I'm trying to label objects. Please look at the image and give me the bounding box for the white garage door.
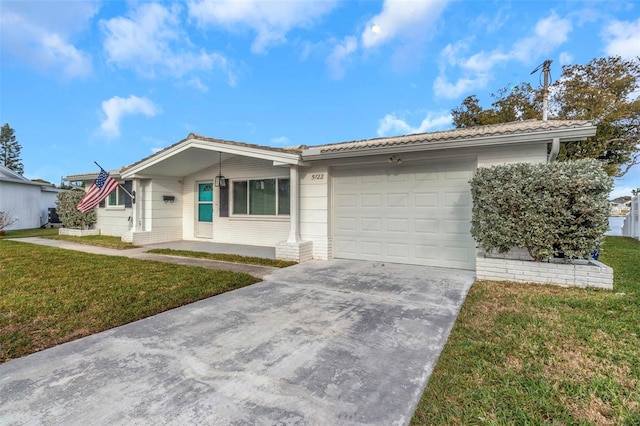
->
[333,159,476,270]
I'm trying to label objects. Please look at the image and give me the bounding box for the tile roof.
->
[311,120,594,153]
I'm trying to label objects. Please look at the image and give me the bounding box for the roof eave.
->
[301,125,597,160]
[121,137,303,179]
[65,170,122,182]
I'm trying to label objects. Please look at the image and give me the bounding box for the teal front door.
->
[196,182,213,238]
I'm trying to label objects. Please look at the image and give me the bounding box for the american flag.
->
[76,170,120,213]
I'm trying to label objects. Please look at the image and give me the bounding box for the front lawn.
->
[0,240,259,363]
[412,236,640,425]
[0,227,59,239]
[147,248,297,268]
[0,228,136,249]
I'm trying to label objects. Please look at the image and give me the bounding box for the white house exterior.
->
[622,194,639,240]
[0,165,63,231]
[66,120,598,271]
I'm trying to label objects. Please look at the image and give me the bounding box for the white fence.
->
[622,194,639,239]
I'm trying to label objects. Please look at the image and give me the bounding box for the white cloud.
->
[327,36,358,80]
[270,136,290,146]
[559,52,573,65]
[0,1,96,78]
[434,12,573,99]
[377,111,452,137]
[509,13,572,64]
[360,0,448,49]
[433,75,489,99]
[603,17,640,59]
[188,0,338,54]
[100,96,161,138]
[101,3,235,83]
[187,77,209,93]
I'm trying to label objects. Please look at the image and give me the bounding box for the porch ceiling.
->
[130,147,228,178]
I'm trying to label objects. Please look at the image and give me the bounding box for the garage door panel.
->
[335,240,357,255]
[361,218,381,232]
[414,192,438,207]
[414,219,438,234]
[362,174,382,183]
[336,194,357,208]
[333,159,475,269]
[387,218,409,232]
[387,173,409,183]
[414,171,438,182]
[414,244,439,261]
[387,243,409,257]
[336,217,357,232]
[361,241,382,256]
[386,193,408,207]
[443,219,471,235]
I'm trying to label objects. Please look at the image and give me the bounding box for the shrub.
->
[470,159,613,261]
[0,211,17,232]
[56,190,96,229]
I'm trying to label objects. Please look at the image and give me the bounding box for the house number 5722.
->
[311,174,325,180]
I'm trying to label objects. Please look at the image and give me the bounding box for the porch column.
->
[130,179,138,232]
[275,164,313,262]
[287,165,301,243]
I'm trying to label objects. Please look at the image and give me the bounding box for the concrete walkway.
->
[7,237,277,278]
[0,244,474,425]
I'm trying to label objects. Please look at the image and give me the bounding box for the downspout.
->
[548,137,560,163]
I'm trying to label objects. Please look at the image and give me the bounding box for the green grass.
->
[0,227,59,239]
[0,228,137,249]
[46,234,138,249]
[0,240,259,362]
[412,236,640,425]
[147,248,297,268]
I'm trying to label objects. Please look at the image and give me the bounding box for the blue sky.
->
[1,0,638,198]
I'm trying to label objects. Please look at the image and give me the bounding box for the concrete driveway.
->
[0,260,473,425]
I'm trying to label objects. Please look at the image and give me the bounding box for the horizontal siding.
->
[300,165,330,260]
[477,143,547,167]
[0,181,44,230]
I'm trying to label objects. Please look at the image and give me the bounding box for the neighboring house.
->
[610,198,632,216]
[0,164,64,230]
[66,120,597,270]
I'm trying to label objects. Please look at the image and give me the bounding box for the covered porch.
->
[119,133,312,262]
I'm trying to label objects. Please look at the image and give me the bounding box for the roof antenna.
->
[531,59,552,121]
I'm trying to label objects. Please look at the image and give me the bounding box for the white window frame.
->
[106,186,127,209]
[231,177,290,217]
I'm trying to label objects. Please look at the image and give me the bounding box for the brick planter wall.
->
[59,228,100,237]
[476,255,613,289]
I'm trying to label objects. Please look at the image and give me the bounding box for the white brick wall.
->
[300,164,330,260]
[97,206,132,236]
[275,240,313,262]
[476,256,613,289]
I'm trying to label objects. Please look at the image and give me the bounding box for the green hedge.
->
[470,159,612,261]
[56,190,97,229]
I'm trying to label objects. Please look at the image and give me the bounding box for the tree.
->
[0,123,24,175]
[451,57,640,176]
[452,83,541,128]
[0,211,18,234]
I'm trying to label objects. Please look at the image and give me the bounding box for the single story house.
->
[0,164,64,231]
[66,120,596,270]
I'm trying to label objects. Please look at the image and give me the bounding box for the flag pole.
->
[93,161,135,201]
